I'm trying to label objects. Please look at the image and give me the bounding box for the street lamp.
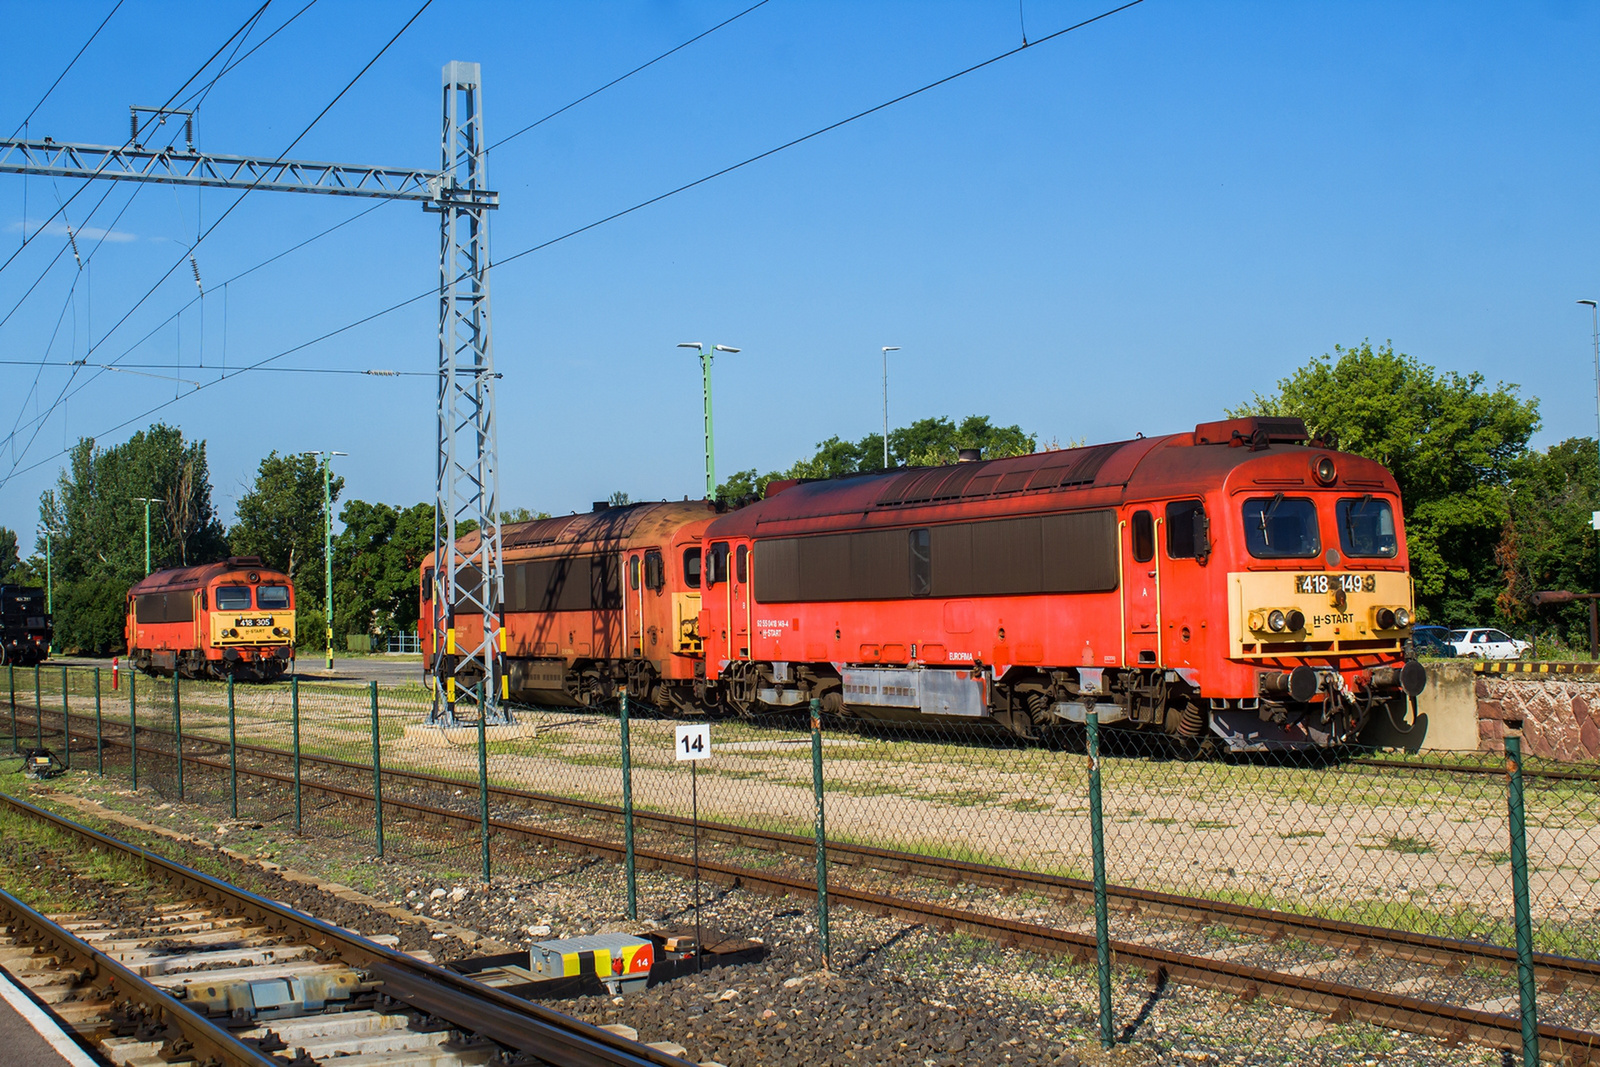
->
[677,342,740,500]
[131,497,159,575]
[1581,301,1600,594]
[880,346,901,469]
[302,451,347,672]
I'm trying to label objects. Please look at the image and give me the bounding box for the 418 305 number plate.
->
[1296,573,1374,594]
[234,616,273,628]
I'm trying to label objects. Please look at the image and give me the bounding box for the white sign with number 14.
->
[675,723,711,761]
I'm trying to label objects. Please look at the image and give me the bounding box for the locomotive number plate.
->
[1295,573,1374,595]
[235,616,273,628]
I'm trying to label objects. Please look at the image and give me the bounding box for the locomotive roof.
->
[450,499,719,556]
[128,557,288,596]
[706,417,1401,537]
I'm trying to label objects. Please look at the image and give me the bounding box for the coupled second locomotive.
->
[424,416,1426,750]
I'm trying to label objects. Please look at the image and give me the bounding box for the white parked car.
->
[1448,627,1530,659]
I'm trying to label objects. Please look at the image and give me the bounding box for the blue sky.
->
[1,1,1597,549]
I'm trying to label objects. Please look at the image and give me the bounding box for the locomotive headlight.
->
[1248,611,1265,632]
[1394,607,1411,628]
[1285,609,1306,632]
[1313,456,1337,485]
[1267,609,1287,632]
[1374,607,1396,630]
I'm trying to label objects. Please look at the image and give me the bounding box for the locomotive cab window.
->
[199,590,208,611]
[1165,500,1210,561]
[629,556,640,591]
[258,585,291,610]
[644,550,665,592]
[1131,510,1154,563]
[1336,496,1397,558]
[736,545,748,583]
[1242,495,1321,559]
[705,543,729,587]
[216,586,251,611]
[683,547,702,589]
[421,568,433,600]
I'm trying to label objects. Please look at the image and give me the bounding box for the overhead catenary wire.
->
[6,0,125,141]
[0,0,769,449]
[0,0,273,280]
[3,0,1146,484]
[0,0,433,487]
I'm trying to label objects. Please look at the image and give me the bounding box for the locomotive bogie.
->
[127,558,296,681]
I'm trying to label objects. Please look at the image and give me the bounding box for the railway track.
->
[38,709,1600,991]
[0,793,696,1067]
[15,708,1600,1061]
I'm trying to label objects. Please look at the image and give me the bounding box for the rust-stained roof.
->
[706,419,1400,538]
[128,557,290,596]
[449,500,720,557]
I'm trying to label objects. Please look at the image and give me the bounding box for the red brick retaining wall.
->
[1476,673,1600,760]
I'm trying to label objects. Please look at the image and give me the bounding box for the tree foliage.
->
[718,415,1037,502]
[230,452,343,594]
[1496,438,1600,646]
[333,501,436,639]
[39,424,227,652]
[1232,341,1540,624]
[0,527,18,584]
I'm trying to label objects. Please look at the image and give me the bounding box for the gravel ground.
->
[2,763,1538,1067]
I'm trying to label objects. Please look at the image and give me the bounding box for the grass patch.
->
[1278,829,1325,839]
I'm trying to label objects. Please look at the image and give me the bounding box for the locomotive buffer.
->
[0,62,510,725]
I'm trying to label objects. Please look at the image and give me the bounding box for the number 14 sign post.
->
[676,723,711,971]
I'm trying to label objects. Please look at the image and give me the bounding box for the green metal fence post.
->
[369,680,384,858]
[34,664,41,749]
[59,666,69,769]
[292,676,302,834]
[478,705,491,884]
[810,697,830,971]
[93,668,103,776]
[1087,706,1114,1049]
[8,664,15,754]
[1506,732,1539,1065]
[227,675,238,819]
[129,672,138,791]
[620,692,636,920]
[173,672,183,799]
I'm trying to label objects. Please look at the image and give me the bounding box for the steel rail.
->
[11,781,1593,1062]
[0,886,281,1067]
[0,793,694,1067]
[1353,756,1600,785]
[42,710,1600,996]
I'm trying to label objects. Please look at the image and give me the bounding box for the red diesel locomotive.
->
[127,557,297,680]
[426,417,1424,749]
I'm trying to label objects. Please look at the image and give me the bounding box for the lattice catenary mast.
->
[0,61,507,725]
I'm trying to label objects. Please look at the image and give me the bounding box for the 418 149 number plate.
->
[1296,573,1374,594]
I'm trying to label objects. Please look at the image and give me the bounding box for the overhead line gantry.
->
[0,60,507,726]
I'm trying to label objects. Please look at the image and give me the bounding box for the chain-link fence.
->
[4,663,1593,1049]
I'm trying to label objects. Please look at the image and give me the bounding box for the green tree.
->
[1496,438,1600,646]
[230,452,343,596]
[1232,341,1540,623]
[0,527,18,583]
[38,424,227,652]
[716,414,1037,502]
[332,500,438,639]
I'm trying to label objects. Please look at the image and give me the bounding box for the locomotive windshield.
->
[1242,495,1321,558]
[215,586,252,611]
[1336,496,1397,558]
[257,585,291,609]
